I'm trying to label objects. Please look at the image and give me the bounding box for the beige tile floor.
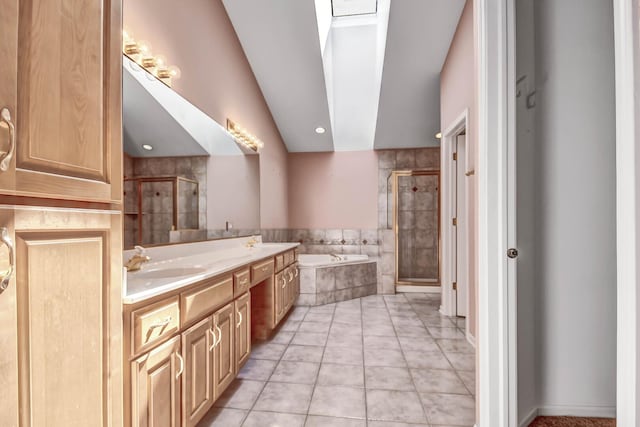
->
[198,293,476,427]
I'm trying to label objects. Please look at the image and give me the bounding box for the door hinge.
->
[452,218,457,226]
[453,152,457,161]
[452,282,457,290]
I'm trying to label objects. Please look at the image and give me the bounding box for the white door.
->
[455,134,468,317]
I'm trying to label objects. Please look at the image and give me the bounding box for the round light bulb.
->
[142,144,153,151]
[155,54,167,68]
[137,40,152,55]
[315,127,326,134]
[168,65,181,79]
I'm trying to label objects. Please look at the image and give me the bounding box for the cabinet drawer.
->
[131,296,180,355]
[275,254,284,272]
[283,250,295,267]
[234,268,251,297]
[181,276,233,327]
[251,259,274,285]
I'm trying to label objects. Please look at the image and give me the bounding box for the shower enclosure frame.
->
[392,169,441,286]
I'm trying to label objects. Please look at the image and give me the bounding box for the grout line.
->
[237,305,308,425]
[360,296,369,427]
[383,293,431,425]
[303,302,337,426]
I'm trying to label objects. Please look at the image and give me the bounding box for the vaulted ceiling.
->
[222,0,465,153]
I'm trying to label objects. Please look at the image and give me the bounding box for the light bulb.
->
[168,65,181,79]
[137,40,152,56]
[155,54,167,68]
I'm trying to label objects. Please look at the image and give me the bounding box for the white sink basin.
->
[134,267,208,279]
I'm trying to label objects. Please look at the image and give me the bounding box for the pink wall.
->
[124,0,289,228]
[207,155,260,230]
[287,151,378,229]
[440,0,478,339]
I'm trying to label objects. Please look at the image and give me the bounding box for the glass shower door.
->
[394,171,440,285]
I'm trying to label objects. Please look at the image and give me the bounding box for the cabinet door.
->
[182,317,215,427]
[0,0,122,203]
[274,271,285,324]
[0,207,122,427]
[235,292,251,372]
[132,336,182,427]
[213,302,235,398]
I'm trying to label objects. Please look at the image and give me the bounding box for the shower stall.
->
[390,170,441,286]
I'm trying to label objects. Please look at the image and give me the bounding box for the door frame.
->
[476,0,518,426]
[440,109,470,334]
[613,0,640,424]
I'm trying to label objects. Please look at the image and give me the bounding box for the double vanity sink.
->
[123,239,297,303]
[122,237,300,427]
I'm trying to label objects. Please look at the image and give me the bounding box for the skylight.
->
[331,0,377,17]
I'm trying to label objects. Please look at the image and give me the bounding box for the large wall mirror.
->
[122,55,261,249]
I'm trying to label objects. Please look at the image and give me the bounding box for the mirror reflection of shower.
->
[392,170,440,286]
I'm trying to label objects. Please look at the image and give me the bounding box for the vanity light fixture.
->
[435,132,442,139]
[122,29,181,88]
[142,144,153,151]
[227,119,264,152]
[315,127,326,134]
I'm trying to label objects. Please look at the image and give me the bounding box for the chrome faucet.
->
[329,253,342,261]
[245,236,259,248]
[125,245,151,272]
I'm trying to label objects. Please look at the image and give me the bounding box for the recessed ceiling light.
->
[435,132,442,139]
[315,127,326,134]
[142,144,153,151]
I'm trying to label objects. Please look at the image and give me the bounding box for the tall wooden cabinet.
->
[0,0,123,426]
[0,0,122,203]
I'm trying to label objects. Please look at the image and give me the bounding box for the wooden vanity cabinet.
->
[235,292,251,371]
[274,270,286,324]
[132,336,182,427]
[125,251,299,427]
[181,317,214,427]
[213,302,235,398]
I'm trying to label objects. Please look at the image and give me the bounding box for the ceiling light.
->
[227,119,264,152]
[315,127,326,134]
[142,144,153,151]
[435,132,442,139]
[122,31,181,88]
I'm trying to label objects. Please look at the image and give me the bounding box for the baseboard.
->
[537,404,616,419]
[519,407,539,427]
[466,330,476,348]
[396,285,441,293]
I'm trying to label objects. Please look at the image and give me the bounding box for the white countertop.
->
[123,236,299,304]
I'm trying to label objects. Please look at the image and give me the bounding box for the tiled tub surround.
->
[197,292,475,427]
[296,255,377,306]
[290,228,380,258]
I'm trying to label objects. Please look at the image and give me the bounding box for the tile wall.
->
[123,155,208,248]
[298,261,378,306]
[377,148,440,293]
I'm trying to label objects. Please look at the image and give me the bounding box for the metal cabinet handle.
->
[209,328,216,351]
[148,316,172,331]
[175,352,184,379]
[288,271,294,281]
[237,311,242,328]
[0,108,15,172]
[215,324,222,347]
[240,277,249,286]
[294,268,298,278]
[0,227,14,295]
